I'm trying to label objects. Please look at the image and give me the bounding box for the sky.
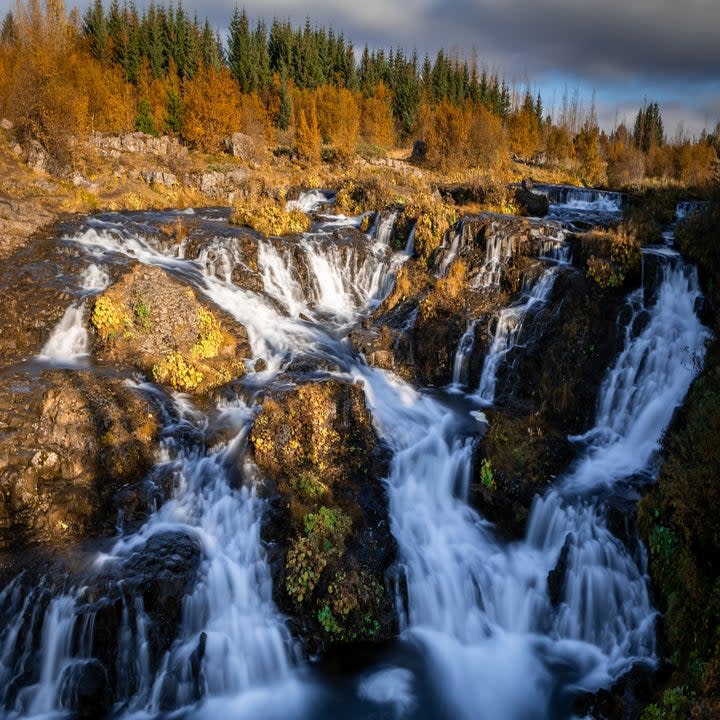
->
[2,0,718,137]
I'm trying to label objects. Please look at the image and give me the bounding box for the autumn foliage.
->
[0,0,716,188]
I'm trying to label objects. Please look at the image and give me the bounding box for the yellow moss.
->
[230,195,310,236]
[191,308,223,360]
[152,352,204,392]
[91,296,130,339]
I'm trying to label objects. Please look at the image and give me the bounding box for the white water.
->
[476,269,558,403]
[0,201,710,719]
[285,189,335,214]
[449,320,479,389]
[37,264,110,363]
[374,209,398,246]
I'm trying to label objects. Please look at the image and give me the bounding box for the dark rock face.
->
[250,378,396,654]
[410,140,427,162]
[0,370,159,550]
[513,179,550,217]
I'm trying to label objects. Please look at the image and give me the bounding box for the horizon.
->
[1,0,718,138]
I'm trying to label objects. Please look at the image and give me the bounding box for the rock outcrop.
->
[0,370,159,550]
[250,378,395,654]
[90,264,251,393]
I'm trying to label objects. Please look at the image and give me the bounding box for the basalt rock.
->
[250,378,395,655]
[0,370,159,550]
[90,263,250,394]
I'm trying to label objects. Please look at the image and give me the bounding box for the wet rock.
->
[474,410,573,537]
[410,140,427,162]
[250,378,395,654]
[547,533,573,608]
[0,370,159,550]
[437,183,486,206]
[90,263,250,393]
[81,531,203,686]
[514,179,550,217]
[59,659,112,719]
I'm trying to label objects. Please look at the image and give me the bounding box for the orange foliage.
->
[360,83,395,150]
[181,67,240,151]
[237,91,272,144]
[507,106,540,160]
[315,85,359,159]
[294,101,321,162]
[426,99,469,170]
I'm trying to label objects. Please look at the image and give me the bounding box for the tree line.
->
[0,0,717,186]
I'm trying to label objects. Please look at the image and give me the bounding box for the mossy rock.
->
[90,264,250,393]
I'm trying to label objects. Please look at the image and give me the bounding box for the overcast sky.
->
[3,0,718,136]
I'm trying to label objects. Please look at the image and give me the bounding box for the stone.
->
[90,263,250,393]
[513,182,550,217]
[0,118,13,131]
[141,168,177,187]
[224,132,256,160]
[0,369,160,550]
[26,140,48,173]
[410,140,427,161]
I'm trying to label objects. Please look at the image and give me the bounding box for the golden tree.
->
[181,67,241,151]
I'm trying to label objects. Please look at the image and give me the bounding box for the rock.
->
[188,167,251,199]
[513,182,550,217]
[90,263,250,393]
[26,140,48,173]
[547,533,573,608]
[224,132,256,160]
[59,659,112,719]
[89,132,188,159]
[0,370,159,549]
[0,118,13,131]
[410,140,427,162]
[250,378,395,654]
[141,169,177,187]
[437,183,486,206]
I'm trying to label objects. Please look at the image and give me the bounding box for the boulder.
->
[513,182,550,217]
[224,132,256,161]
[410,140,427,162]
[0,370,159,549]
[141,169,177,187]
[90,263,250,393]
[250,378,395,654]
[0,118,13,131]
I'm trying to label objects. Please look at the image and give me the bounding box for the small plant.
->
[130,294,151,330]
[480,458,496,490]
[290,472,328,502]
[317,605,342,634]
[91,296,129,339]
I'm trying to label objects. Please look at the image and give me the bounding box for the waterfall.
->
[675,200,708,221]
[37,263,110,363]
[449,320,479,389]
[374,209,398,246]
[565,255,709,493]
[533,184,625,212]
[355,233,707,719]
[0,198,710,719]
[285,189,335,214]
[475,269,558,403]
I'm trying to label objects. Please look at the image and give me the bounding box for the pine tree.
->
[135,96,157,135]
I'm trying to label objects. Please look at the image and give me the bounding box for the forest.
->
[0,0,718,187]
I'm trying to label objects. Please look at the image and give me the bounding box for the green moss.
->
[290,472,328,502]
[480,458,496,490]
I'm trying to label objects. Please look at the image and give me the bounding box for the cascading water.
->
[475,268,558,403]
[37,263,110,363]
[0,194,710,720]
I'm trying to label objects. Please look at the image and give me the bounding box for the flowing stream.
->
[0,194,710,719]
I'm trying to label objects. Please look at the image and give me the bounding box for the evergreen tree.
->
[83,0,110,63]
[228,7,253,92]
[135,96,158,135]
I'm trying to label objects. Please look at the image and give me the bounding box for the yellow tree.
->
[294,100,321,162]
[360,82,395,151]
[426,98,469,170]
[181,67,241,151]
